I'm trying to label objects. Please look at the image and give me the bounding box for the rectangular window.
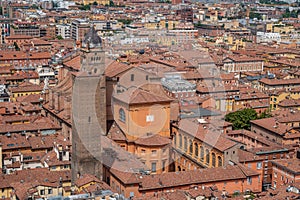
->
[48,189,52,194]
[151,150,157,156]
[146,115,154,122]
[162,160,166,172]
[247,177,252,185]
[257,162,262,169]
[40,190,45,195]
[151,162,156,172]
[130,74,134,81]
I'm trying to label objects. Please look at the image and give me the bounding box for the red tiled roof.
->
[271,159,300,174]
[16,94,41,104]
[0,51,51,61]
[139,165,259,191]
[250,117,292,136]
[223,56,263,63]
[114,87,172,105]
[178,119,237,152]
[75,174,102,188]
[107,121,127,141]
[105,61,133,78]
[9,82,43,93]
[63,55,81,71]
[259,78,300,86]
[135,134,171,147]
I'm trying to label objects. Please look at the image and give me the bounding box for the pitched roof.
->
[107,121,127,141]
[114,87,172,105]
[75,174,102,188]
[134,134,171,147]
[259,78,300,86]
[250,117,292,136]
[0,51,51,61]
[178,119,237,152]
[9,82,43,93]
[63,55,81,71]
[139,165,259,191]
[105,61,133,78]
[271,159,300,175]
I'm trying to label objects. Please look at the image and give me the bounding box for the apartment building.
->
[271,158,300,189]
[71,19,90,42]
[172,119,240,171]
[222,56,264,73]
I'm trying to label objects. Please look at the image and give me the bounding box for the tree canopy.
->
[79,4,90,10]
[225,108,271,130]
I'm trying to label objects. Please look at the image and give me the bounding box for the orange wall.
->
[113,99,171,141]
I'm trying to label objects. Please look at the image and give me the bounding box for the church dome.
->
[82,26,102,49]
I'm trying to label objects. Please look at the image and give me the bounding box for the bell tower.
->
[80,26,105,76]
[72,25,106,183]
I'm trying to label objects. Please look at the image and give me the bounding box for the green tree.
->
[225,108,258,130]
[109,0,115,6]
[249,12,262,20]
[258,110,272,119]
[56,35,63,40]
[79,4,90,10]
[93,1,98,5]
[31,4,39,9]
[117,19,133,25]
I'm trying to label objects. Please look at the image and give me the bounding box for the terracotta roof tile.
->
[271,158,300,174]
[0,51,51,61]
[75,174,102,188]
[63,55,81,71]
[135,133,171,147]
[139,165,259,191]
[178,119,237,152]
[114,87,172,105]
[105,61,133,78]
[251,117,292,136]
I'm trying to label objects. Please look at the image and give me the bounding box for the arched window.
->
[218,156,223,167]
[184,137,187,151]
[195,143,198,157]
[179,134,182,148]
[189,139,193,154]
[119,108,125,122]
[212,153,216,167]
[205,149,210,165]
[200,146,204,161]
